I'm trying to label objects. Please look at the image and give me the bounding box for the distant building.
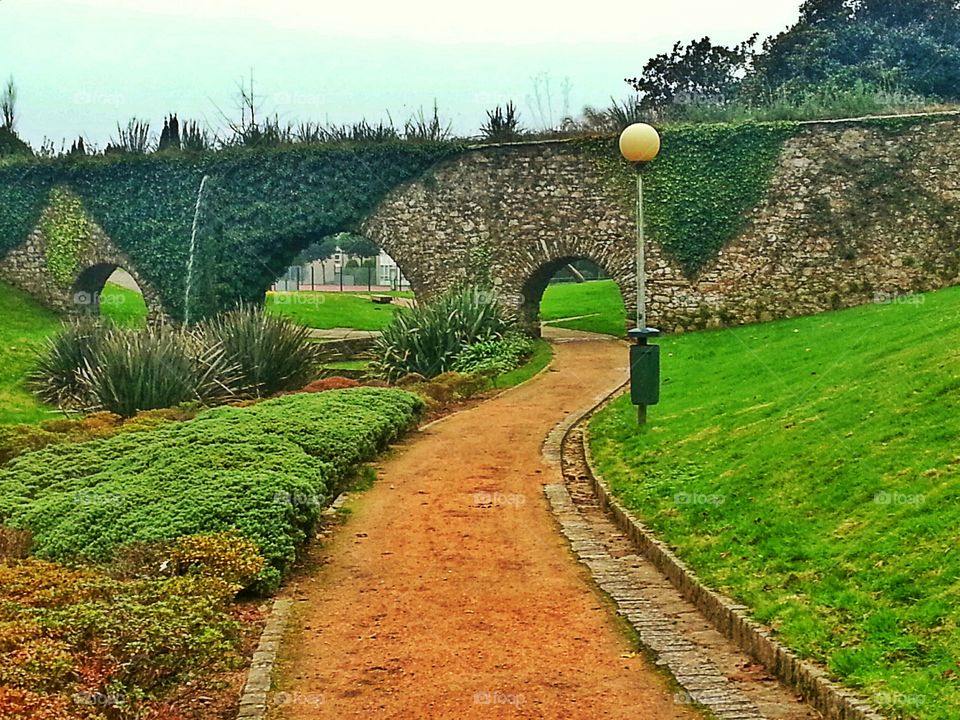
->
[273,247,408,291]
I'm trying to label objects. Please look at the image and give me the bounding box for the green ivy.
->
[0,142,459,321]
[38,187,93,286]
[0,113,946,311]
[576,122,800,277]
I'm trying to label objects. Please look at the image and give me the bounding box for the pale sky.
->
[1,0,805,147]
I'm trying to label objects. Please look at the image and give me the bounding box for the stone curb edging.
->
[568,386,885,720]
[236,598,293,719]
[544,480,766,720]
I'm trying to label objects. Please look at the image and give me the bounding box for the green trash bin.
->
[630,343,660,407]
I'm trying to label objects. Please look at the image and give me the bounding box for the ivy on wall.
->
[0,143,458,320]
[0,162,56,261]
[38,187,93,286]
[577,121,800,277]
[0,114,949,317]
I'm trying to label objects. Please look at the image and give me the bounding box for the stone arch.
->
[511,255,632,337]
[69,261,165,324]
[362,143,642,326]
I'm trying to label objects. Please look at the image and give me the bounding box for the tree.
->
[158,114,181,151]
[1,75,16,131]
[293,236,343,284]
[747,0,960,101]
[336,234,380,259]
[625,36,758,115]
[0,75,31,158]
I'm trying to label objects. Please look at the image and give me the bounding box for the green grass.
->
[100,283,148,328]
[487,339,553,390]
[323,360,370,372]
[0,281,61,425]
[266,291,403,330]
[541,280,627,337]
[589,285,960,719]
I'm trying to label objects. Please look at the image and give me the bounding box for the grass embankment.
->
[589,285,960,719]
[104,281,628,338]
[541,279,627,337]
[0,282,61,425]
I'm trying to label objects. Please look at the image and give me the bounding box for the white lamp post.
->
[619,122,662,424]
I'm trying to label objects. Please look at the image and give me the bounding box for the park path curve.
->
[276,329,699,719]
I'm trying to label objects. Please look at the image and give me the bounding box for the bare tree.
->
[1,76,17,131]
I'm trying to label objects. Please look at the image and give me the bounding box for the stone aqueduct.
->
[3,116,960,333]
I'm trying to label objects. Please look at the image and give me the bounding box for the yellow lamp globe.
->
[619,123,661,164]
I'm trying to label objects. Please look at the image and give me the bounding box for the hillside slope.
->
[0,281,60,424]
[591,285,960,719]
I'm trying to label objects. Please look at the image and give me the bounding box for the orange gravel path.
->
[278,330,699,720]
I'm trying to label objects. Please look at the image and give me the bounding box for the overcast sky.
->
[1,0,804,148]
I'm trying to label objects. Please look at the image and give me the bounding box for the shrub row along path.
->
[278,330,699,719]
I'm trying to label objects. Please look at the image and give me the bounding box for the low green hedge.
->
[0,388,423,591]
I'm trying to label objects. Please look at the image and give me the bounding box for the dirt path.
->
[277,330,699,719]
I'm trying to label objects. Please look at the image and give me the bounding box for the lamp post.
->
[619,123,662,425]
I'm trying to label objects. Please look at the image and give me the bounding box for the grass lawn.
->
[488,339,553,390]
[0,281,62,425]
[100,282,148,327]
[589,285,960,719]
[266,291,403,330]
[541,280,627,337]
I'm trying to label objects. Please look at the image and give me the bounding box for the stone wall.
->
[4,116,960,333]
[364,118,960,334]
[0,199,166,324]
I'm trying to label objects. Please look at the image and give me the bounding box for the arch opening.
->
[271,233,412,294]
[71,264,149,327]
[520,256,629,338]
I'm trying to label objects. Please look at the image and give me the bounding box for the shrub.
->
[31,307,320,418]
[79,326,237,417]
[29,318,110,409]
[0,426,59,467]
[111,531,266,591]
[0,526,31,559]
[0,558,246,716]
[169,532,265,589]
[201,305,320,397]
[0,407,204,469]
[415,372,490,404]
[371,288,510,381]
[0,389,423,592]
[452,332,535,375]
[303,376,361,393]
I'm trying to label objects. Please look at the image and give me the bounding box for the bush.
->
[111,531,266,590]
[29,318,110,409]
[79,326,237,417]
[0,558,246,717]
[303,376,361,393]
[452,332,535,375]
[201,305,320,398]
[0,407,203,468]
[371,288,510,381]
[0,389,423,592]
[31,307,320,417]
